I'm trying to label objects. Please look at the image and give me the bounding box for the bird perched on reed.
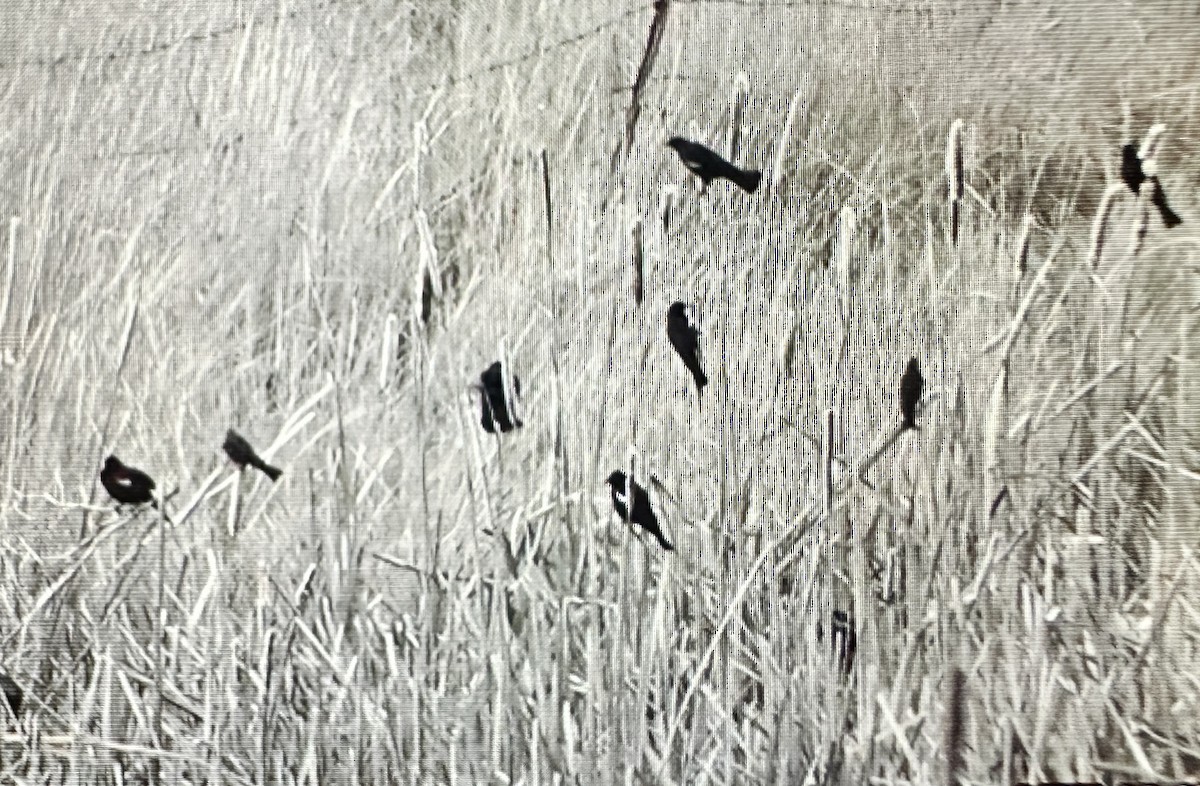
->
[605,470,673,551]
[1120,143,1182,228]
[900,358,924,430]
[100,455,159,508]
[223,429,283,481]
[477,361,522,433]
[666,137,761,194]
[666,302,708,396]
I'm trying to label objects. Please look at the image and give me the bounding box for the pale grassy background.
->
[0,0,1198,783]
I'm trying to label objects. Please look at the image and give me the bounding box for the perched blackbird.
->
[1149,176,1182,228]
[223,429,282,481]
[816,610,857,675]
[100,455,158,507]
[1121,144,1182,228]
[0,673,21,717]
[666,137,761,194]
[1120,143,1146,194]
[899,357,924,430]
[605,470,673,551]
[666,302,708,395]
[478,361,522,434]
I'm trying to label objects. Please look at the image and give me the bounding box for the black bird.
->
[605,470,673,551]
[100,455,158,507]
[1120,143,1146,194]
[223,430,283,481]
[666,302,708,395]
[1121,144,1182,228]
[0,673,21,718]
[666,137,761,194]
[1149,176,1182,228]
[899,357,924,430]
[478,361,522,434]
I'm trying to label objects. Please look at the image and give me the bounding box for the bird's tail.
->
[1162,206,1182,228]
[734,168,762,194]
[1151,178,1182,228]
[1158,200,1182,228]
[655,531,675,551]
[254,460,283,482]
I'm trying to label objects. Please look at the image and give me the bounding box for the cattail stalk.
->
[946,119,964,246]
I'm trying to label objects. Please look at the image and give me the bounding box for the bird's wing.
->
[611,488,630,519]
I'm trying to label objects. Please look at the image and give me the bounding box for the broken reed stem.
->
[1014,215,1032,279]
[0,219,16,344]
[728,72,750,162]
[1138,122,1166,160]
[152,498,168,786]
[615,0,669,169]
[541,148,569,491]
[772,88,805,189]
[1127,192,1150,259]
[1087,183,1123,268]
[658,185,677,233]
[982,364,1005,526]
[380,311,397,390]
[227,472,241,538]
[946,119,964,246]
[837,205,855,316]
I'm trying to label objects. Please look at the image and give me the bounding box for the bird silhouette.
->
[666,302,708,395]
[478,361,522,433]
[605,470,673,551]
[666,137,761,194]
[100,455,158,507]
[1120,143,1146,194]
[223,429,283,481]
[899,358,924,430]
[1120,144,1182,228]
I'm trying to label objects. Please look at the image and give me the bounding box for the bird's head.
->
[908,357,920,373]
[605,470,626,488]
[103,455,121,471]
[479,361,502,387]
[667,302,687,318]
[666,136,685,150]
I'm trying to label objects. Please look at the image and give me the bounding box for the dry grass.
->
[1,0,1198,783]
